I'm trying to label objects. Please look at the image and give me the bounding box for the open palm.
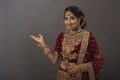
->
[31,34,45,46]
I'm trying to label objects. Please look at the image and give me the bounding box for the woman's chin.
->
[66,27,76,31]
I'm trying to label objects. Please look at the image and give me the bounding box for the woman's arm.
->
[31,33,63,64]
[41,44,60,64]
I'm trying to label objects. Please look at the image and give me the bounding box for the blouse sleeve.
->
[54,32,64,55]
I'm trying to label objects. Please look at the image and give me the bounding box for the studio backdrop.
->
[0,0,120,80]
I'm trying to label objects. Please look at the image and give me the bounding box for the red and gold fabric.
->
[54,30,104,80]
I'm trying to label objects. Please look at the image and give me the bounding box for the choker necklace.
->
[67,30,78,36]
[66,29,83,36]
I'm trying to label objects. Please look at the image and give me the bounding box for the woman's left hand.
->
[67,64,80,73]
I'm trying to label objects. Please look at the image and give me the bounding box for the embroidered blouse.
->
[54,31,104,80]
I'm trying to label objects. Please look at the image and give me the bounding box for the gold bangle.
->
[41,44,48,49]
[43,46,50,55]
[46,52,51,56]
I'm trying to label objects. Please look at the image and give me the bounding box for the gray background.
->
[0,0,120,80]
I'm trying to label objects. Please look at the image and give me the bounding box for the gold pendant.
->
[65,59,70,67]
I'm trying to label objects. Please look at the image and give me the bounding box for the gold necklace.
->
[61,30,84,67]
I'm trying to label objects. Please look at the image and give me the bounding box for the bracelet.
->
[42,45,48,49]
[42,45,50,56]
[46,52,51,56]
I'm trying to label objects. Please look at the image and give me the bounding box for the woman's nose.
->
[67,20,71,25]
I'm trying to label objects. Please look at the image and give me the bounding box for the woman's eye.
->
[64,17,68,20]
[70,17,75,20]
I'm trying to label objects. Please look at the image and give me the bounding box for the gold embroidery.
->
[56,69,82,80]
[76,31,95,80]
[88,63,95,80]
[77,31,90,64]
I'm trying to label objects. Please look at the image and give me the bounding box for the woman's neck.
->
[67,30,78,36]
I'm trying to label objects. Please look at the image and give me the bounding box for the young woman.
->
[31,6,104,80]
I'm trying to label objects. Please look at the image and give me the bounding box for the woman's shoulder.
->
[82,29,93,35]
[81,30,96,38]
[81,29,90,33]
[58,32,64,36]
[84,30,97,40]
[56,32,65,39]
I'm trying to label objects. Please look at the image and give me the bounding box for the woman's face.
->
[64,11,80,31]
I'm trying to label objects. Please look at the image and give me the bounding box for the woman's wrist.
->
[78,63,90,72]
[41,44,47,49]
[42,44,51,56]
[37,41,51,56]
[40,42,46,47]
[77,64,81,71]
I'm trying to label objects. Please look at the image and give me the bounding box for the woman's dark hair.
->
[64,6,86,29]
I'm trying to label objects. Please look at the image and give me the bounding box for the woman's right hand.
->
[31,34,45,47]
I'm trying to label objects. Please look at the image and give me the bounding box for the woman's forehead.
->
[65,11,74,17]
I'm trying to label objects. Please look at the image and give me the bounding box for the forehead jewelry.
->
[65,11,72,16]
